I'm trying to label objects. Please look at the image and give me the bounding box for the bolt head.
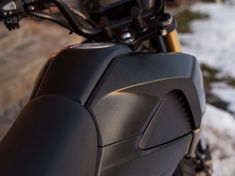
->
[120,32,134,43]
[161,29,168,36]
[28,5,35,11]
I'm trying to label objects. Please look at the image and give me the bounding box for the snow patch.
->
[201,104,235,176]
[211,83,235,114]
[180,3,235,78]
[202,104,235,139]
[179,2,235,175]
[225,0,235,5]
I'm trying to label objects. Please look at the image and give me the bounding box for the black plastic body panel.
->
[87,53,205,146]
[139,92,193,149]
[97,134,192,176]
[0,95,97,176]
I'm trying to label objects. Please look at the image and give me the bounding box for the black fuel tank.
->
[31,44,131,104]
[0,43,205,176]
[33,46,205,176]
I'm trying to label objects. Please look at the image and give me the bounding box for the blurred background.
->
[0,0,235,175]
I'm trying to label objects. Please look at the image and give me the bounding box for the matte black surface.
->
[97,134,192,176]
[34,45,131,104]
[140,92,192,149]
[0,95,98,176]
[30,56,54,99]
[87,53,205,146]
[192,62,206,113]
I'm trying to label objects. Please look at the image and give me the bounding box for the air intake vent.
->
[174,91,194,129]
[140,90,194,149]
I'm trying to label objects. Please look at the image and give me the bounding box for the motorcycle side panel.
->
[139,91,193,149]
[84,52,205,176]
[87,53,205,146]
[98,134,192,176]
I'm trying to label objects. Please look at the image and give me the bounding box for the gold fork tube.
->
[163,30,182,52]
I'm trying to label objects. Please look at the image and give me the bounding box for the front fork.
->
[163,29,182,52]
[156,13,182,53]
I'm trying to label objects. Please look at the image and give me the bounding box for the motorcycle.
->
[0,0,212,175]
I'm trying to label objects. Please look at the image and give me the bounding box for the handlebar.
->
[0,0,102,36]
[0,0,166,40]
[43,0,101,36]
[0,0,24,30]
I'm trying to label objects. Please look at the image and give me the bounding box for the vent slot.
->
[140,91,194,149]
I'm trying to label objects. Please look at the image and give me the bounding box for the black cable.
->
[27,12,73,31]
[23,0,102,36]
[70,7,97,27]
[48,0,101,36]
[74,0,99,28]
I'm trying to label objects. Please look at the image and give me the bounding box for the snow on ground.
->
[179,2,235,176]
[180,3,235,78]
[225,0,235,5]
[212,83,235,114]
[202,104,235,176]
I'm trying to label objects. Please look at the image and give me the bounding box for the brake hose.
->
[28,11,73,31]
[23,0,102,36]
[46,0,102,36]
